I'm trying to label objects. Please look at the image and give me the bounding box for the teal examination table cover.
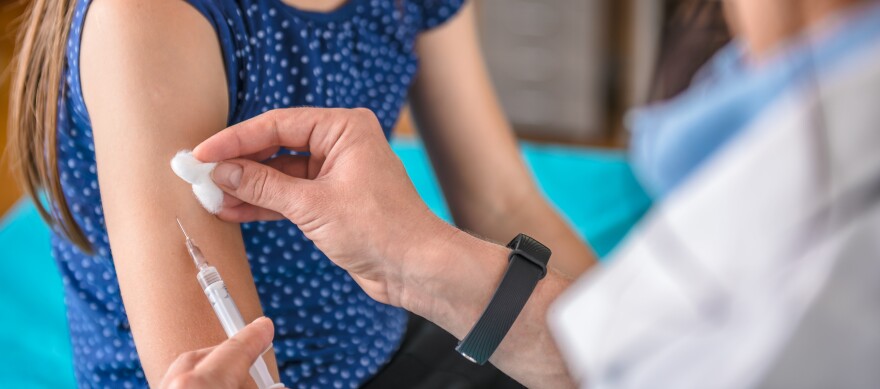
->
[0,140,651,388]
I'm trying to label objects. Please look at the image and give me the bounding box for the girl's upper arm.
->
[80,0,277,384]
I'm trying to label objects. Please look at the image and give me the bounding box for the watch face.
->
[509,234,551,277]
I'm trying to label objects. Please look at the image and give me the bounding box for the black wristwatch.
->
[455,234,551,364]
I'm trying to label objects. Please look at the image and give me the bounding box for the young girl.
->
[9,0,592,387]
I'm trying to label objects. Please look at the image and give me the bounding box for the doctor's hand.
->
[160,317,279,389]
[194,108,575,389]
[192,108,455,306]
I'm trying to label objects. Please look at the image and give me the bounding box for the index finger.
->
[197,317,275,380]
[193,108,329,162]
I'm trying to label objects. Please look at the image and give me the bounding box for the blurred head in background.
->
[633,0,878,197]
[652,0,870,101]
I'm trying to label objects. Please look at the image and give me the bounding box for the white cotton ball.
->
[191,183,224,214]
[170,150,223,214]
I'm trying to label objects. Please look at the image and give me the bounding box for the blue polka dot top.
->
[54,0,464,387]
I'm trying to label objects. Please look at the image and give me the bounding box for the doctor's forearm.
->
[398,225,577,389]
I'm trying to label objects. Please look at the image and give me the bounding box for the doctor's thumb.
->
[212,159,311,216]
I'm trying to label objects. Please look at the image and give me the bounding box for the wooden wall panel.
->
[1,2,24,217]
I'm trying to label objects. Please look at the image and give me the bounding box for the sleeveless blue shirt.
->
[54,0,464,387]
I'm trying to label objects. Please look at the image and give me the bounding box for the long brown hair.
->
[7,0,89,251]
[650,0,731,101]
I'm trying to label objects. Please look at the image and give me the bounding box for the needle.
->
[176,217,208,269]
[176,217,191,240]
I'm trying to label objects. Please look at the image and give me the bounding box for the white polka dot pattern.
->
[53,0,465,387]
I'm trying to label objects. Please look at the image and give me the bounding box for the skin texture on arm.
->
[409,3,595,277]
[80,0,278,385]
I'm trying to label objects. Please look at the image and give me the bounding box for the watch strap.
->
[455,234,551,364]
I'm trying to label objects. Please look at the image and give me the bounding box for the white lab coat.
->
[549,42,880,389]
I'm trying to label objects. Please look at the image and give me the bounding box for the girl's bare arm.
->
[80,0,278,384]
[409,3,596,277]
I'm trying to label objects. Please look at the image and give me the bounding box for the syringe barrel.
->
[199,267,280,389]
[203,279,248,338]
[196,266,222,291]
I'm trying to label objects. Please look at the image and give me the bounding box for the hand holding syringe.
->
[176,218,283,389]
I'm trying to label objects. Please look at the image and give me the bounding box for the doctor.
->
[161,0,880,387]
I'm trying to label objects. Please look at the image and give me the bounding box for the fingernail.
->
[253,316,274,331]
[213,162,242,189]
[252,317,275,350]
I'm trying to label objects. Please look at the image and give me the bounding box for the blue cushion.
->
[0,140,650,387]
[0,200,77,388]
[395,140,652,257]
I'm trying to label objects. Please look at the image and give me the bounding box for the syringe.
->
[176,219,283,389]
